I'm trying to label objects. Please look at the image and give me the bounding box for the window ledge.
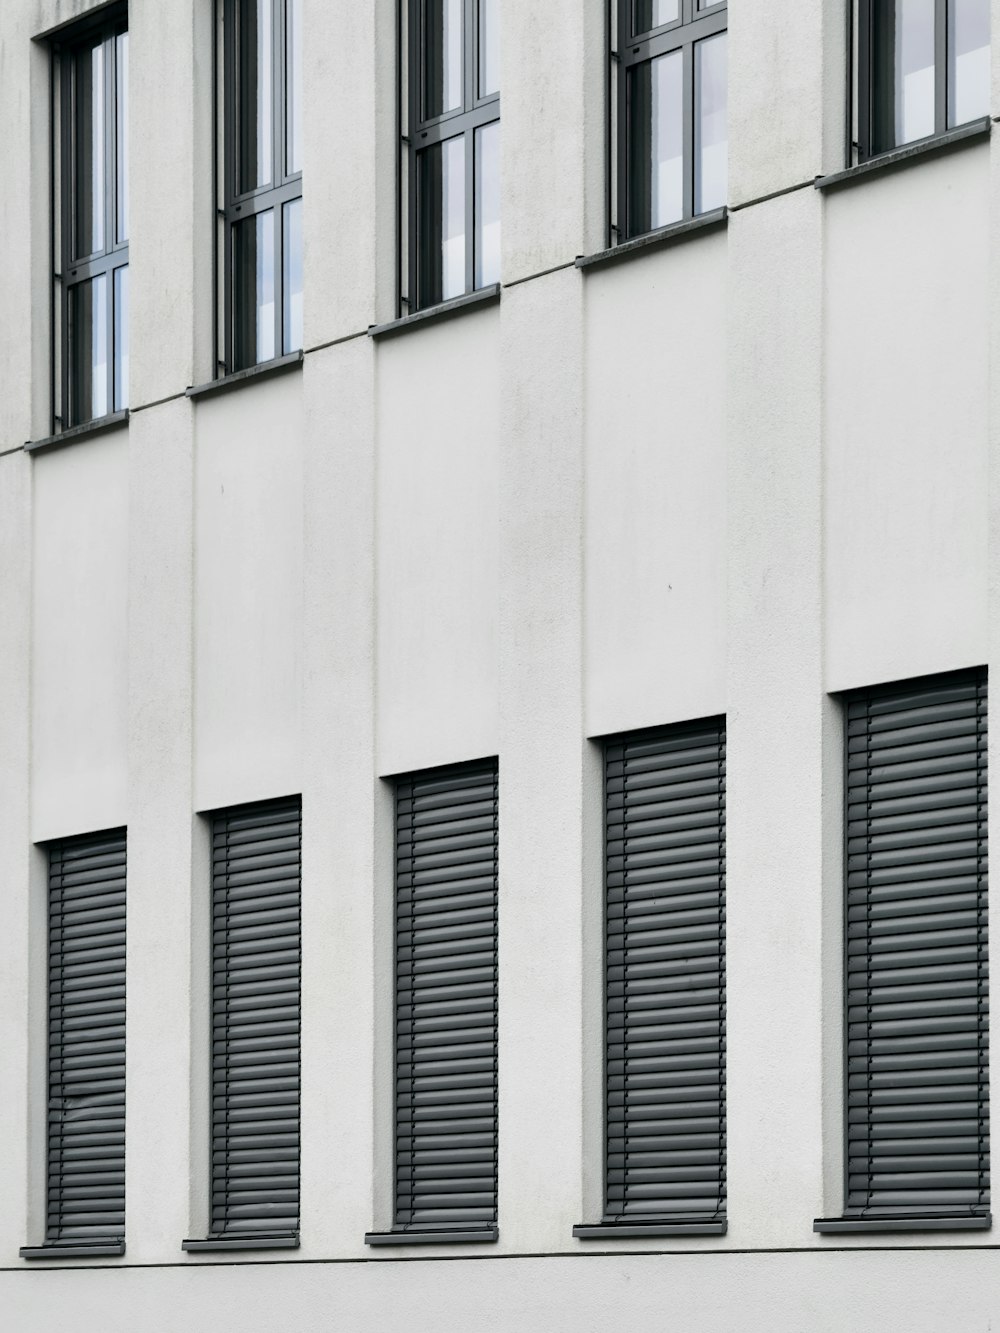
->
[815,116,991,192]
[576,208,728,272]
[21,1240,125,1260]
[368,285,501,340]
[814,1214,991,1235]
[364,1227,499,1247]
[25,410,129,455]
[182,1232,300,1252]
[573,1219,727,1240]
[186,350,304,401]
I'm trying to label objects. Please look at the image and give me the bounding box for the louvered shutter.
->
[845,669,989,1221]
[604,720,726,1228]
[394,760,499,1237]
[209,798,301,1243]
[47,830,127,1252]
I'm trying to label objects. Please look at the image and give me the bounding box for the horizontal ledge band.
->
[814,116,991,192]
[814,1214,991,1235]
[576,209,728,271]
[573,1221,727,1240]
[20,1240,125,1260]
[182,1233,300,1252]
[25,411,130,455]
[365,1227,499,1247]
[187,351,304,400]
[369,285,501,339]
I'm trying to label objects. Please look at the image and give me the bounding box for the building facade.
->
[1,0,998,1328]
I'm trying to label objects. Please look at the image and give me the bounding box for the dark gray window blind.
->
[198,798,301,1249]
[603,720,726,1232]
[36,830,127,1258]
[392,759,499,1241]
[843,669,989,1224]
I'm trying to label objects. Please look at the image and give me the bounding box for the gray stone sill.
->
[187,351,304,400]
[21,1239,125,1259]
[814,1213,991,1234]
[369,285,501,340]
[815,117,992,192]
[573,1219,727,1240]
[25,410,129,455]
[182,1233,300,1252]
[365,1227,499,1247]
[576,209,728,272]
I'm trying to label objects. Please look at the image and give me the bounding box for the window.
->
[221,0,303,374]
[614,0,728,243]
[21,831,127,1260]
[856,0,991,159]
[368,759,499,1244]
[817,669,989,1232]
[579,721,726,1237]
[53,9,129,430]
[403,0,501,313]
[183,798,301,1252]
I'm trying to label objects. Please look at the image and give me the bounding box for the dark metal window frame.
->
[401,0,500,315]
[51,5,129,433]
[220,0,303,375]
[611,0,727,246]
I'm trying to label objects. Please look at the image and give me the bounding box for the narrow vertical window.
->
[21,831,127,1260]
[54,9,129,431]
[405,0,501,313]
[223,0,303,374]
[616,0,727,243]
[183,798,302,1253]
[815,669,990,1234]
[366,760,499,1246]
[575,721,727,1239]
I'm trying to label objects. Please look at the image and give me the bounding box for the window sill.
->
[368,285,501,340]
[20,1240,125,1260]
[815,116,992,192]
[25,410,129,455]
[186,350,304,401]
[182,1233,300,1252]
[576,208,728,272]
[814,1214,991,1235]
[364,1227,499,1247]
[573,1219,727,1240]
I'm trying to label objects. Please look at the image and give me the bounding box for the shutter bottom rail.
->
[182,1231,300,1252]
[20,1238,125,1260]
[574,1217,727,1240]
[365,1226,499,1247]
[814,1213,991,1235]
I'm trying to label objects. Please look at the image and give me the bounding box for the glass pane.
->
[423,0,464,119]
[114,266,129,411]
[949,0,990,127]
[872,0,936,152]
[627,50,682,238]
[68,275,108,425]
[695,33,727,215]
[73,39,105,257]
[238,0,273,192]
[417,136,466,308]
[116,33,129,243]
[634,0,679,36]
[475,122,500,287]
[233,209,275,369]
[286,0,302,173]
[283,198,303,353]
[479,0,500,98]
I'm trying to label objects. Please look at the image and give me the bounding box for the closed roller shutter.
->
[604,720,726,1228]
[209,798,301,1243]
[845,669,989,1221]
[46,830,127,1251]
[394,760,499,1237]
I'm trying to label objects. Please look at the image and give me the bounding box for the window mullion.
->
[466,0,476,110]
[274,0,285,187]
[936,0,948,134]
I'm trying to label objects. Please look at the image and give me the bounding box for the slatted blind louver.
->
[47,831,127,1248]
[605,721,726,1227]
[394,760,499,1235]
[846,669,989,1220]
[211,799,301,1241]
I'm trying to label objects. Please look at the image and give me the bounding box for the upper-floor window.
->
[614,1,728,243]
[54,8,129,429]
[856,0,990,159]
[221,0,303,374]
[403,0,501,313]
